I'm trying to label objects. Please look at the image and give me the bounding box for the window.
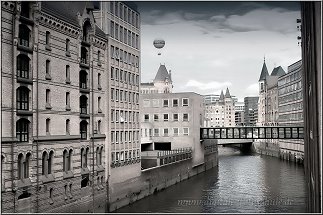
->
[20,2,30,18]
[144,114,149,122]
[66,119,70,135]
[80,95,88,114]
[183,113,189,121]
[66,65,70,83]
[182,98,189,106]
[154,128,159,137]
[173,128,179,136]
[163,128,169,137]
[18,24,30,47]
[24,153,31,178]
[66,39,70,52]
[66,92,70,109]
[172,99,178,107]
[80,121,87,139]
[97,120,101,134]
[63,150,71,172]
[16,119,29,142]
[49,188,54,203]
[96,147,102,166]
[97,50,101,63]
[42,151,53,176]
[173,114,178,121]
[98,73,101,89]
[45,60,51,80]
[98,97,102,113]
[46,31,51,47]
[17,87,29,110]
[154,114,159,121]
[81,148,88,168]
[163,114,169,121]
[46,89,51,108]
[18,154,24,179]
[17,54,30,79]
[81,47,88,64]
[46,118,50,135]
[183,128,189,136]
[163,99,169,107]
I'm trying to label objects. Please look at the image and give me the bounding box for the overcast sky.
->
[135,1,302,101]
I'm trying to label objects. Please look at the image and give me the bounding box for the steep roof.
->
[154,64,172,82]
[219,90,224,100]
[95,25,106,38]
[225,87,231,98]
[41,1,95,27]
[259,61,269,81]
[271,66,286,76]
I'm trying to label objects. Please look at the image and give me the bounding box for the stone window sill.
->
[45,45,52,51]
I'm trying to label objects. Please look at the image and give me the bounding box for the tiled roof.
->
[225,87,231,98]
[154,64,172,82]
[271,66,286,76]
[259,61,269,81]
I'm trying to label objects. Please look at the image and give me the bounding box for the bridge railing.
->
[200,126,304,140]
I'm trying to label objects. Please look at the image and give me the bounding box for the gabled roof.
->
[259,61,269,81]
[154,64,172,82]
[225,87,231,98]
[271,66,286,76]
[41,1,95,27]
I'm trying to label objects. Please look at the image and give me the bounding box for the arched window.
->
[79,70,87,89]
[96,147,100,166]
[68,149,73,171]
[17,54,30,79]
[82,20,91,42]
[46,118,50,135]
[20,2,30,18]
[80,120,88,139]
[63,150,68,172]
[80,95,88,114]
[81,148,88,168]
[42,151,48,175]
[16,118,29,142]
[100,146,103,165]
[48,151,53,174]
[66,119,70,135]
[18,24,30,47]
[16,87,29,110]
[18,153,24,179]
[98,120,101,133]
[46,31,50,46]
[24,153,31,178]
[66,39,70,52]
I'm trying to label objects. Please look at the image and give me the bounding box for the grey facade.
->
[244,97,259,126]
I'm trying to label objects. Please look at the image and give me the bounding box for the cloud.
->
[244,83,259,96]
[185,80,232,91]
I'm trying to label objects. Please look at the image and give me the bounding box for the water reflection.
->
[115,146,308,213]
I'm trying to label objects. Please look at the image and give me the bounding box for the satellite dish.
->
[153,39,165,55]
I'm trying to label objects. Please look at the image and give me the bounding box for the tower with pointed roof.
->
[259,57,269,93]
[153,64,173,93]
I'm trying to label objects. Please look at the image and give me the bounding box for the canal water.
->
[115,146,308,213]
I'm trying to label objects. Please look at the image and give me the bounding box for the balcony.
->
[17,76,33,85]
[81,36,91,47]
[17,110,33,116]
[80,108,89,118]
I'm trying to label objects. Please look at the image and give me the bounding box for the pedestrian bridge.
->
[200,126,304,140]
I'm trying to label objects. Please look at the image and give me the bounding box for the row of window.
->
[16,54,102,90]
[278,81,302,95]
[140,89,159,94]
[110,21,139,49]
[17,147,103,180]
[278,70,301,86]
[111,67,139,85]
[109,1,139,28]
[110,46,139,67]
[111,149,140,162]
[279,112,304,122]
[111,110,139,123]
[141,128,190,137]
[15,118,99,142]
[143,113,189,122]
[111,88,139,104]
[143,98,189,108]
[278,91,303,104]
[279,102,303,113]
[110,130,139,143]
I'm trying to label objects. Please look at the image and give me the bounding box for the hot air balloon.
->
[153,38,165,55]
